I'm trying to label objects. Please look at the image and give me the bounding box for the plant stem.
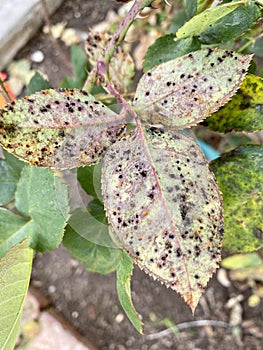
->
[83,0,154,92]
[0,78,12,104]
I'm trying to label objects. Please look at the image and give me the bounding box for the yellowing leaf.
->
[0,89,126,169]
[206,74,263,132]
[176,1,245,39]
[102,127,223,312]
[134,49,252,130]
[0,241,33,350]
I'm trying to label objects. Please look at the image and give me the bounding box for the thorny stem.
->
[40,0,72,70]
[83,0,154,92]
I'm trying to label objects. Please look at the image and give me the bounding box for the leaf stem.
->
[0,77,12,104]
[83,0,154,92]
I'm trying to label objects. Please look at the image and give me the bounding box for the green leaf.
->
[0,208,28,259]
[134,49,252,130]
[183,0,197,19]
[0,240,33,350]
[26,72,51,95]
[102,127,223,312]
[60,45,88,89]
[15,166,70,251]
[143,35,201,72]
[116,251,143,334]
[68,199,117,248]
[176,1,243,39]
[206,74,263,132]
[77,163,102,199]
[0,150,25,205]
[211,145,263,253]
[221,253,262,270]
[63,225,121,274]
[251,37,263,58]
[200,3,260,44]
[169,9,187,34]
[0,89,126,169]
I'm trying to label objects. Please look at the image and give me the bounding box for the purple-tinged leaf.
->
[102,126,223,312]
[0,89,126,169]
[134,49,252,130]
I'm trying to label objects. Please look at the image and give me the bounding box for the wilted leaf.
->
[206,74,263,132]
[211,145,263,252]
[102,127,223,312]
[176,1,244,39]
[63,224,121,274]
[15,166,70,252]
[0,240,33,350]
[116,251,143,334]
[134,49,252,130]
[85,31,135,93]
[200,3,260,44]
[0,150,25,206]
[143,35,201,72]
[0,89,126,169]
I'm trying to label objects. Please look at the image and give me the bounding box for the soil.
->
[12,1,263,349]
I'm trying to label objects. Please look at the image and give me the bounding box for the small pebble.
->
[48,285,56,293]
[31,50,45,63]
[72,311,79,319]
[115,313,124,323]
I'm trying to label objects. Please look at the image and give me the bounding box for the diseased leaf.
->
[85,31,135,93]
[134,49,252,130]
[176,1,243,39]
[200,3,260,44]
[15,166,70,252]
[0,208,28,259]
[143,35,201,72]
[211,145,263,253]
[116,251,143,334]
[63,225,121,274]
[0,240,33,350]
[102,127,223,312]
[206,74,263,132]
[0,89,126,169]
[0,150,25,205]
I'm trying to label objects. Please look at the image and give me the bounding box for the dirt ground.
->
[12,1,263,349]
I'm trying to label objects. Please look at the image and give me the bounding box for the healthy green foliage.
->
[77,163,102,199]
[15,166,70,251]
[135,49,252,129]
[0,240,33,350]
[143,35,201,72]
[0,89,126,169]
[116,251,143,334]
[199,3,260,44]
[206,74,263,132]
[63,224,121,274]
[27,72,52,95]
[102,127,223,312]
[0,150,25,206]
[61,45,89,89]
[211,145,263,252]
